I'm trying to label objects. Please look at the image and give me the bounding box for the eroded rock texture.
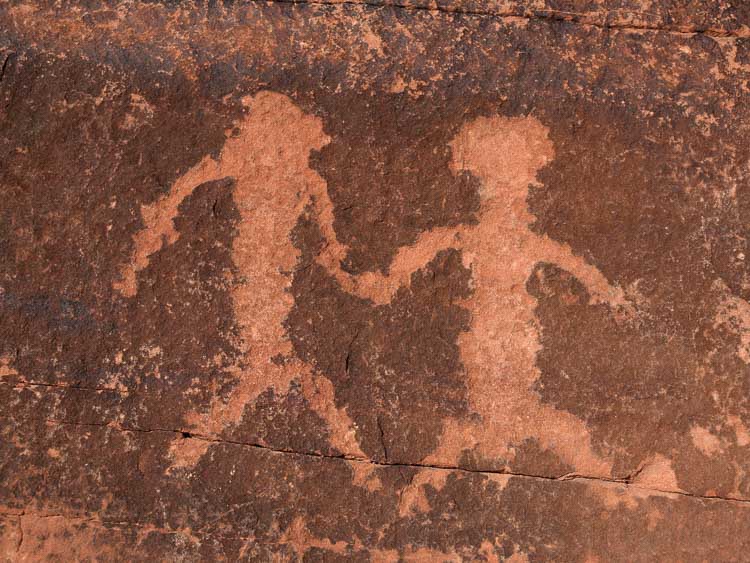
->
[2,0,750,560]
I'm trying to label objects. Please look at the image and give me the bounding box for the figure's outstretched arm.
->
[534,233,633,314]
[114,156,223,297]
[317,226,462,305]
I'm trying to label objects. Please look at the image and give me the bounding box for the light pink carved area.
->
[115,91,362,467]
[118,95,631,477]
[321,114,634,478]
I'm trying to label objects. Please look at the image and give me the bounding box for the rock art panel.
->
[3,0,750,560]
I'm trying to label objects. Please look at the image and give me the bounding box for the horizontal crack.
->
[258,0,750,38]
[8,380,129,395]
[42,418,750,507]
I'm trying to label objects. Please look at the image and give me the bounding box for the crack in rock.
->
[38,417,750,506]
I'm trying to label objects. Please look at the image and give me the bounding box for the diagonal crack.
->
[40,417,750,507]
[0,52,14,85]
[343,328,360,377]
[15,515,23,556]
[376,414,389,462]
[255,0,750,38]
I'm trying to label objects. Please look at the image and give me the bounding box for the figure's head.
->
[220,91,330,177]
[450,115,554,205]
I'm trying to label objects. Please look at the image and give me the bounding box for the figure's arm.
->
[114,156,222,297]
[535,234,633,314]
[317,226,462,305]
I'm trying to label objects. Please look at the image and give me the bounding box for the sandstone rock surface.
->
[2,0,750,560]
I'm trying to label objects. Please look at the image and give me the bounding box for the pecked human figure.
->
[118,92,630,475]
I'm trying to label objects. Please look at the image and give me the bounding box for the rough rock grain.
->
[2,0,750,560]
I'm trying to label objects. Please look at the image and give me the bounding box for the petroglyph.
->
[120,97,632,474]
[320,114,633,477]
[117,91,361,467]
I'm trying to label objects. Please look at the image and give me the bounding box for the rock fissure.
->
[8,380,128,395]
[262,0,750,38]
[41,418,750,506]
[0,52,14,85]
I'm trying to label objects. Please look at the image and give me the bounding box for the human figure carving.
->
[118,92,629,475]
[317,114,631,476]
[116,91,362,467]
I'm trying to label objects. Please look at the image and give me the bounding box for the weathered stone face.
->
[2,0,750,560]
